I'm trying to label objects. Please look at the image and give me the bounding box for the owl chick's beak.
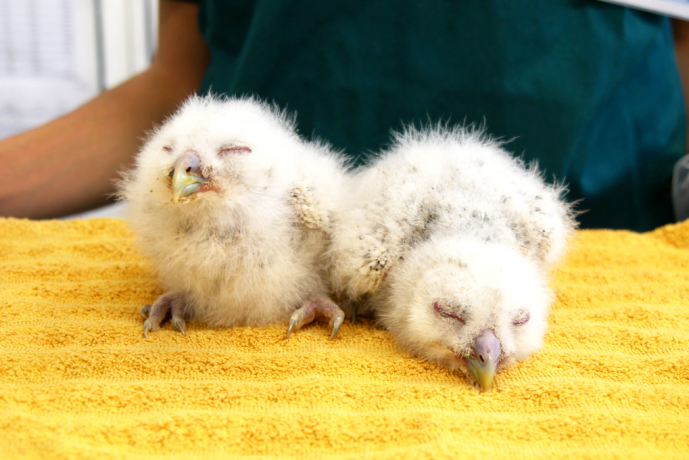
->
[171,151,208,203]
[466,329,501,391]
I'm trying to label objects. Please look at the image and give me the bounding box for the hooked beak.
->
[171,151,207,203]
[465,329,501,391]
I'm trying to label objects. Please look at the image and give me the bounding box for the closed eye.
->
[433,302,465,323]
[513,309,530,326]
[219,146,251,156]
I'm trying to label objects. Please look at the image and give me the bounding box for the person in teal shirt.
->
[0,0,685,231]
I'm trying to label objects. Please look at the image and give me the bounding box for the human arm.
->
[0,0,210,218]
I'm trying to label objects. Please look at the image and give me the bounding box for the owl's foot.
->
[286,296,345,340]
[141,292,186,338]
[339,301,358,325]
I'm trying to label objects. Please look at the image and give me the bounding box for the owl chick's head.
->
[121,94,303,222]
[379,235,551,391]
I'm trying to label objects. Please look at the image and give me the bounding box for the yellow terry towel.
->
[0,218,687,460]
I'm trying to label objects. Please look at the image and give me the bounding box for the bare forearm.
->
[0,0,208,218]
[0,68,191,217]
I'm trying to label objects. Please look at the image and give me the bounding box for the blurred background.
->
[0,0,158,140]
[1,0,688,223]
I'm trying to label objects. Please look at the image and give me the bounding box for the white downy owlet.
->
[327,125,576,390]
[119,95,348,340]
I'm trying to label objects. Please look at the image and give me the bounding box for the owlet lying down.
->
[119,95,348,339]
[327,126,576,390]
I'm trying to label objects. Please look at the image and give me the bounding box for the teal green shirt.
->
[192,0,686,231]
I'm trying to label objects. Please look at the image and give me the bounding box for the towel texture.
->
[0,218,687,459]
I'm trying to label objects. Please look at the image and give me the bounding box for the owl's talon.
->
[143,319,153,339]
[286,315,299,340]
[287,296,345,340]
[139,293,185,338]
[172,316,187,337]
[330,313,344,340]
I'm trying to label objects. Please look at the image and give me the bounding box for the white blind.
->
[0,0,158,140]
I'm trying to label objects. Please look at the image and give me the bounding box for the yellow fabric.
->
[0,218,687,460]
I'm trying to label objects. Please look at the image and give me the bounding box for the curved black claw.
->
[172,316,187,337]
[330,311,345,340]
[140,304,151,319]
[143,319,153,339]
